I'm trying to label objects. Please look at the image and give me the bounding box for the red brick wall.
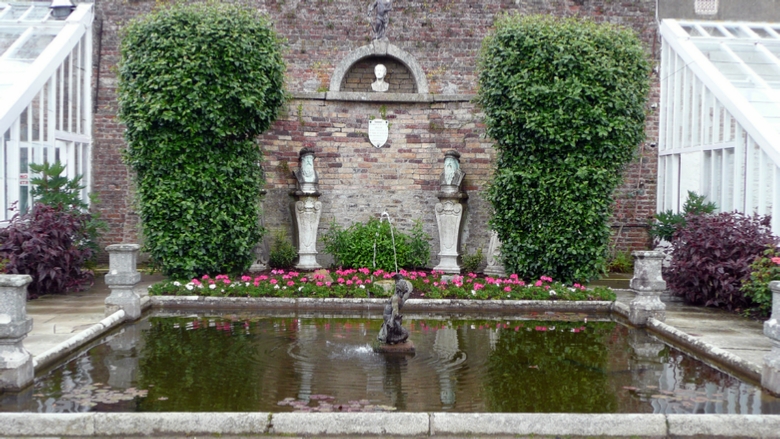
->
[92,0,659,265]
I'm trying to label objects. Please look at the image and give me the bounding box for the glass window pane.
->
[10,33,55,61]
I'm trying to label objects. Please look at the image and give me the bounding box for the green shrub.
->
[606,250,633,274]
[478,15,650,283]
[648,191,717,242]
[268,230,298,269]
[323,218,430,272]
[462,248,484,274]
[118,2,285,279]
[741,245,780,317]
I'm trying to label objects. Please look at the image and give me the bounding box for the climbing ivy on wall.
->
[478,15,650,283]
[118,2,286,279]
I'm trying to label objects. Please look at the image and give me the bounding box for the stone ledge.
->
[667,414,780,437]
[272,412,429,436]
[647,317,762,382]
[289,91,475,102]
[32,310,125,372]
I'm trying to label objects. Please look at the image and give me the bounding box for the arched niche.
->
[329,41,429,94]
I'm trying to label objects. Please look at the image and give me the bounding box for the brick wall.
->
[92,0,659,267]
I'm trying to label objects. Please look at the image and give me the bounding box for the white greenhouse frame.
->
[0,2,93,222]
[659,19,780,234]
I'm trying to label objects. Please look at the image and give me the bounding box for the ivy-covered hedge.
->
[118,3,285,278]
[478,15,650,283]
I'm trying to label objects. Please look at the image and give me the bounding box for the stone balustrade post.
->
[105,244,142,320]
[0,275,34,391]
[762,281,780,395]
[628,250,667,326]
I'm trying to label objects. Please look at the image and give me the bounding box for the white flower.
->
[274,285,280,289]
[549,290,557,296]
[185,284,194,291]
[298,286,304,292]
[245,282,250,287]
[471,290,476,295]
[173,281,181,287]
[359,285,365,289]
[209,284,216,290]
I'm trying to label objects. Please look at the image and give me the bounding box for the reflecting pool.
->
[2,311,779,414]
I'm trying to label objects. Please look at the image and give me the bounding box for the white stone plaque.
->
[368,119,389,148]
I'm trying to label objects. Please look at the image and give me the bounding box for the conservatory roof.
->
[0,2,92,132]
[661,19,780,160]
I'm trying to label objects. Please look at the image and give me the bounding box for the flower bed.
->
[148,269,616,301]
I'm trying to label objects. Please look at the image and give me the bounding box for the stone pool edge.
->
[2,412,780,437]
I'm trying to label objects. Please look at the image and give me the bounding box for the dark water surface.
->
[2,310,779,414]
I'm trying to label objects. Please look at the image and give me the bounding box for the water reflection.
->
[1,312,779,414]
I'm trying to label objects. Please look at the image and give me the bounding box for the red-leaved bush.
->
[666,212,777,311]
[0,204,94,298]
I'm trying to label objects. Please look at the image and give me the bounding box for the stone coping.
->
[150,295,616,313]
[2,412,780,437]
[290,90,475,102]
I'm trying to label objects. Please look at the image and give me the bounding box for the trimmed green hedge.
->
[478,15,650,283]
[118,3,285,278]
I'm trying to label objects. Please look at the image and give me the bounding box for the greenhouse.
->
[0,1,92,222]
[659,19,780,233]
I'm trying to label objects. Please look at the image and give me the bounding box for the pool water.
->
[2,311,779,414]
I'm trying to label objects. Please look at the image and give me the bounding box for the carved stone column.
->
[105,244,142,321]
[434,150,467,274]
[628,250,667,326]
[483,230,506,278]
[762,281,780,395]
[0,275,34,391]
[293,148,322,270]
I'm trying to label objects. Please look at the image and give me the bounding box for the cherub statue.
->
[378,273,412,344]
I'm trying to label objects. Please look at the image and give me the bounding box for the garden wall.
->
[91,0,659,266]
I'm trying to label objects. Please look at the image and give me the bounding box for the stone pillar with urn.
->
[293,148,323,270]
[433,150,467,274]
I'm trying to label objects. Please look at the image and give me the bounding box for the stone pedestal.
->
[0,275,34,391]
[104,244,142,321]
[483,230,506,278]
[249,189,269,273]
[375,340,415,354]
[628,250,667,326]
[433,193,466,274]
[294,192,322,270]
[762,281,780,395]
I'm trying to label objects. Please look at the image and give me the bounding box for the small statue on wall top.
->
[368,0,392,40]
[372,64,389,92]
[294,147,318,193]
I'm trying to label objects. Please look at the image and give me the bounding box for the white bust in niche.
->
[371,63,389,92]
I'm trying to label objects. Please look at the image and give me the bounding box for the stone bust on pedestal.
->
[294,147,318,194]
[440,150,465,194]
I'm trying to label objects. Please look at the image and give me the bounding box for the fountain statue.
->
[376,274,415,353]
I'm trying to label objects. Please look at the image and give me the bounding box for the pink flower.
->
[191,279,202,286]
[534,280,542,287]
[287,281,295,287]
[326,282,332,287]
[504,286,512,292]
[468,272,477,278]
[270,279,278,285]
[474,283,484,291]
[434,282,439,287]
[241,275,252,282]
[301,277,308,283]
[202,275,210,280]
[346,280,353,285]
[316,282,324,287]
[423,279,430,284]
[359,267,370,275]
[355,279,363,285]
[510,273,519,280]
[364,279,372,284]
[772,257,780,265]
[337,277,345,284]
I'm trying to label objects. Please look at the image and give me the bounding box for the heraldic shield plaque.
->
[368,119,389,148]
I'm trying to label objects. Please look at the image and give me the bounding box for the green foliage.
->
[606,250,633,274]
[461,248,483,274]
[268,230,298,269]
[29,161,87,210]
[649,191,717,242]
[741,246,780,317]
[118,2,285,279]
[29,161,105,259]
[478,15,650,284]
[323,218,430,272]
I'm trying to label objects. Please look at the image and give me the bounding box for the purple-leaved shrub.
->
[666,212,777,311]
[0,204,94,298]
